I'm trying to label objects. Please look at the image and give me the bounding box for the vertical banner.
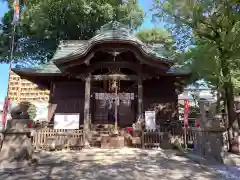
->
[2,97,10,127]
[183,99,189,149]
[184,99,190,127]
[195,119,199,128]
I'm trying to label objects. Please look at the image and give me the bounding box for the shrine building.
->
[12,21,191,131]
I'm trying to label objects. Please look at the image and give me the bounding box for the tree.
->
[0,0,144,64]
[27,103,37,120]
[152,0,240,148]
[135,28,177,60]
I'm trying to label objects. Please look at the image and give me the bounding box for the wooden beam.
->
[66,61,140,74]
[77,74,138,81]
[59,52,94,69]
[77,73,152,81]
[84,52,94,65]
[84,76,91,147]
[137,65,143,120]
[92,74,138,81]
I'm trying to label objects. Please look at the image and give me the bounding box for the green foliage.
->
[135,28,177,60]
[183,37,240,94]
[152,0,240,89]
[152,0,240,130]
[0,0,144,64]
[181,38,221,87]
[27,103,37,120]
[136,28,172,44]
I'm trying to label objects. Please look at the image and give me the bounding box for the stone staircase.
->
[90,124,114,147]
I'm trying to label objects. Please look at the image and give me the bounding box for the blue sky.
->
[0,1,9,101]
[0,0,161,101]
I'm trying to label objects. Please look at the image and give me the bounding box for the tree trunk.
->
[215,88,221,114]
[221,59,239,152]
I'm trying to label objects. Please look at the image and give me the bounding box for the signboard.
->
[145,111,156,130]
[34,103,48,122]
[54,113,80,129]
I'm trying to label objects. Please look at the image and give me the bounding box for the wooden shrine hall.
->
[13,21,191,138]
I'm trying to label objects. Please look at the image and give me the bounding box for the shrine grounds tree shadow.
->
[0,149,224,180]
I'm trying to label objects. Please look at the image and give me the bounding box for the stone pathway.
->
[0,148,224,180]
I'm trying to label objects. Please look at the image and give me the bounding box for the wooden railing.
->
[142,130,164,148]
[32,128,85,150]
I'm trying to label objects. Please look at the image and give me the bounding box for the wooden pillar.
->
[48,81,56,121]
[84,76,91,146]
[137,66,143,120]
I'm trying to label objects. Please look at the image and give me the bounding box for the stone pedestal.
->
[192,101,228,163]
[0,119,36,165]
[6,119,33,129]
[161,132,172,149]
[193,127,226,163]
[0,130,33,163]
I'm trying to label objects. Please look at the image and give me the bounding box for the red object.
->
[126,127,133,133]
[184,100,190,127]
[2,97,10,127]
[29,124,33,128]
[195,119,199,128]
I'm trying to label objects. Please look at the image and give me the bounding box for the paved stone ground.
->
[0,148,224,180]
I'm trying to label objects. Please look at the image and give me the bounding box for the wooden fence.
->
[141,130,164,148]
[32,128,85,150]
[142,128,198,149]
[32,127,196,150]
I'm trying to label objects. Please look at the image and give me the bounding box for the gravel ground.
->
[212,164,240,180]
[0,148,237,180]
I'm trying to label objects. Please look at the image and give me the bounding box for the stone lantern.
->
[0,103,36,165]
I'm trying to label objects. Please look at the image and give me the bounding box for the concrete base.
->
[101,136,125,148]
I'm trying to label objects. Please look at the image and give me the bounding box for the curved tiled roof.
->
[12,61,61,75]
[52,21,171,64]
[13,22,191,76]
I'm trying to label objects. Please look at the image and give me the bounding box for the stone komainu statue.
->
[10,101,37,120]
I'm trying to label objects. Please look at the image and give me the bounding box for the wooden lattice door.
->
[93,93,135,126]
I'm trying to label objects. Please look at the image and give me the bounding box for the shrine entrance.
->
[93,92,135,127]
[91,79,137,128]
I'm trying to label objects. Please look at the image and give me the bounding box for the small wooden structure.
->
[13,21,191,148]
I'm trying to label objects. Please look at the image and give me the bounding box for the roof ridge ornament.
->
[96,20,130,35]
